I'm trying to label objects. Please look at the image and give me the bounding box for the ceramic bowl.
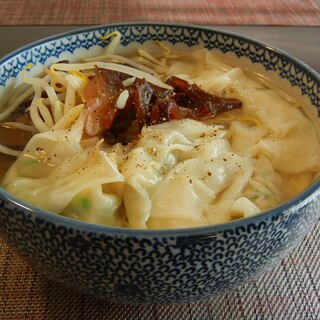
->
[0,23,319,304]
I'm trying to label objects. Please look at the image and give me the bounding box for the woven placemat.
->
[0,0,319,26]
[1,220,320,320]
[0,1,319,318]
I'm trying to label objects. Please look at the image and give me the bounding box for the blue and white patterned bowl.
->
[0,23,319,304]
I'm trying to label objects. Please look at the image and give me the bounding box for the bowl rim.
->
[0,22,319,237]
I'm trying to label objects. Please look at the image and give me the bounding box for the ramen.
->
[0,33,319,229]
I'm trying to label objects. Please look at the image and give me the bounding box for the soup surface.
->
[1,35,320,229]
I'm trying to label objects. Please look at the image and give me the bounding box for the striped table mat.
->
[1,221,320,319]
[0,0,319,26]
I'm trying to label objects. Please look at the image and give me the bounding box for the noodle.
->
[52,104,84,130]
[0,87,34,121]
[2,122,37,132]
[37,98,55,128]
[51,62,172,90]
[0,145,21,157]
[29,85,49,132]
[83,54,161,78]
[101,31,121,55]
